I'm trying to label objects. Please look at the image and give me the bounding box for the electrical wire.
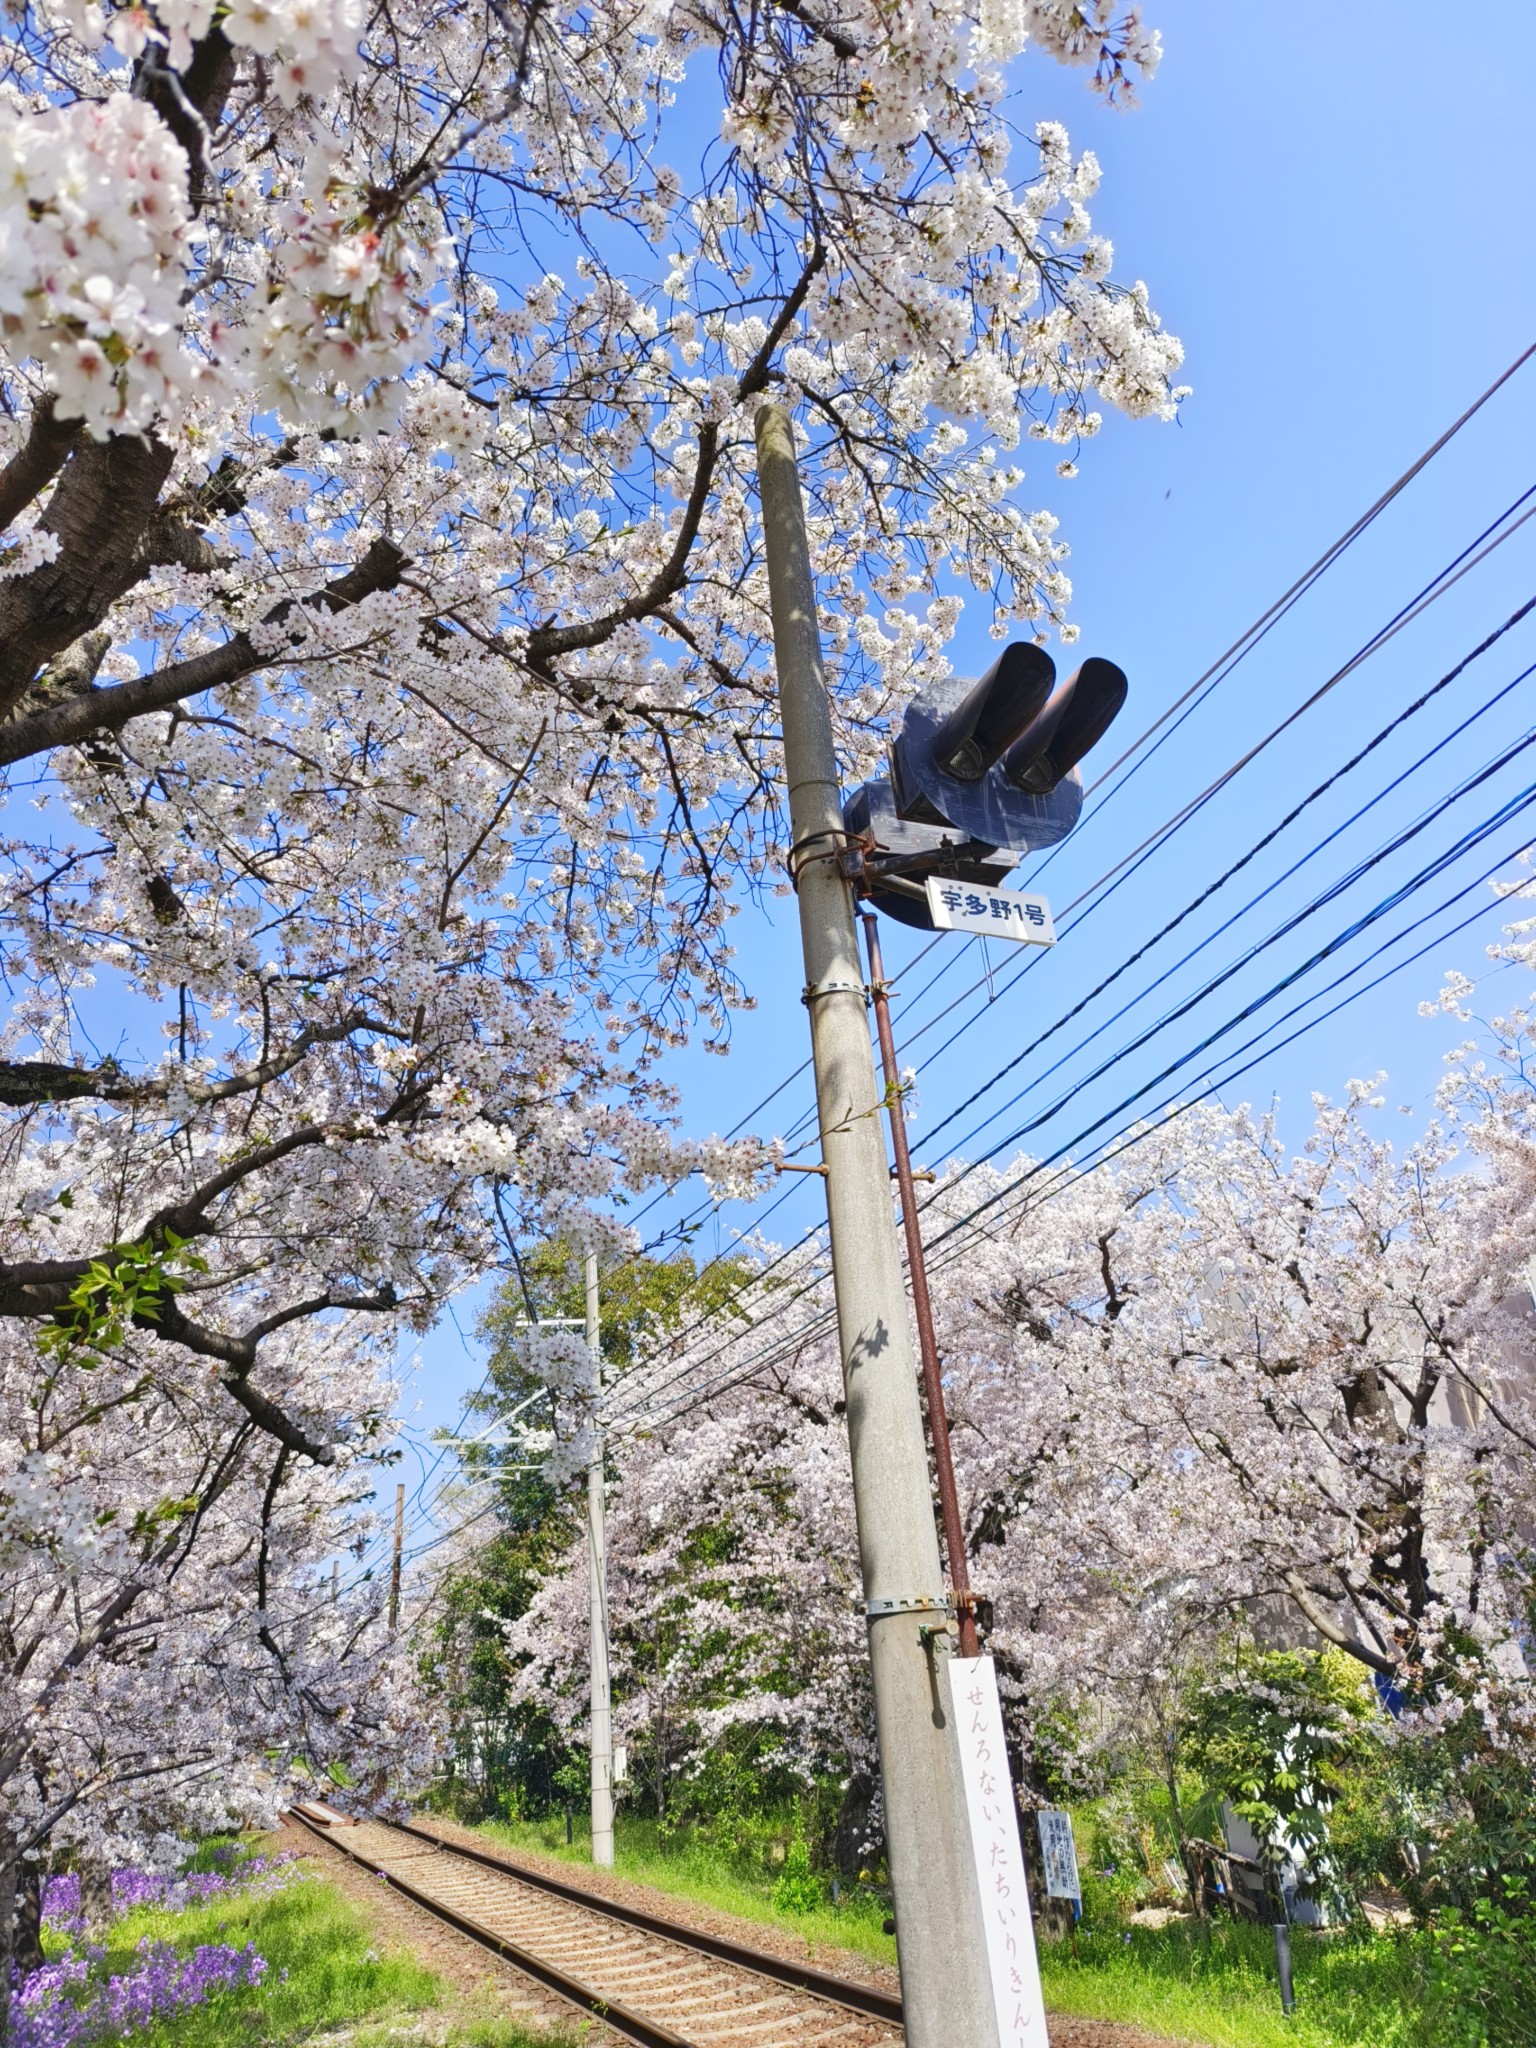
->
[916,607,1536,1161]
[422,350,1536,1510]
[601,578,1536,1423]
[628,848,1533,1434]
[922,813,1536,1256]
[615,721,1536,1429]
[759,479,1536,1184]
[1066,342,1536,809]
[596,369,1536,1279]
[934,661,1536,1167]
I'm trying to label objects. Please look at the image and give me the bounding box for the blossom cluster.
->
[0,97,200,435]
[246,150,449,428]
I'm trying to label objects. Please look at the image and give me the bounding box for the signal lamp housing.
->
[842,642,1129,929]
[928,642,1056,783]
[1003,658,1128,795]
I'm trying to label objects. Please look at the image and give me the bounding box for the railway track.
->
[287,1806,905,2048]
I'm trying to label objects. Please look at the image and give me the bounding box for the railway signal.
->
[756,401,1000,2048]
[844,648,1129,928]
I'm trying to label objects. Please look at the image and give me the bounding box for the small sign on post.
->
[1037,1811,1081,1903]
[924,878,1057,945]
[947,1655,1050,2046]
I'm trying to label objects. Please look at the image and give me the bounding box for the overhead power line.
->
[609,356,1536,1278]
[626,845,1535,1436]
[613,667,1536,1431]
[917,594,1536,1160]
[1068,341,1536,812]
[601,567,1536,1424]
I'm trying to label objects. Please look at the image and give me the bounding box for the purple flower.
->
[108,1850,301,1920]
[12,1940,266,2048]
[40,1877,84,1937]
[109,1871,167,1914]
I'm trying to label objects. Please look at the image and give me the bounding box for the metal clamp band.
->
[864,1593,950,1620]
[802,979,868,1006]
[786,829,873,891]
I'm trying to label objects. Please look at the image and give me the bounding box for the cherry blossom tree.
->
[0,1307,433,2029]
[0,0,1184,1447]
[0,0,1186,1914]
[0,0,1180,1862]
[488,983,1536,1848]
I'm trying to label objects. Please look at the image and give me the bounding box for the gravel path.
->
[281,1814,1197,2048]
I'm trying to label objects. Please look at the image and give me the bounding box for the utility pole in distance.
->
[585,1250,615,1869]
[754,401,996,2048]
[387,1481,405,1632]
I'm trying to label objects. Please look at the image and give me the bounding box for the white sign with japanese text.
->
[1037,1810,1081,1901]
[925,879,1057,945]
[947,1655,1050,2047]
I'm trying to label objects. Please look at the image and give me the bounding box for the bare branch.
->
[1283,1571,1400,1676]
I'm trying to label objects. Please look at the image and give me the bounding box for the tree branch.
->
[0,539,407,767]
[523,243,824,669]
[1283,1571,1400,1676]
[0,433,177,714]
[772,0,858,60]
[0,1013,400,1107]
[0,399,78,532]
[147,1287,400,1464]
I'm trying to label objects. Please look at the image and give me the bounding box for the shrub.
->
[771,1841,823,1915]
[1426,1875,1536,2048]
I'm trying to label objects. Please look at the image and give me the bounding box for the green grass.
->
[61,1847,572,2048]
[462,1815,1439,2047]
[1039,1921,1432,2048]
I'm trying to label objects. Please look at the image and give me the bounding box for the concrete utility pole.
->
[754,401,996,2048]
[585,1250,616,1869]
[387,1481,405,1632]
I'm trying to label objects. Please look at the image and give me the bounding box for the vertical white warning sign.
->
[947,1655,1050,2047]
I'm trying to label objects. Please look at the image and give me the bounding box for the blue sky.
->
[395,3,1536,1525]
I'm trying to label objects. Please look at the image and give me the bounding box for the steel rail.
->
[284,1807,692,2048]
[395,1814,906,2027]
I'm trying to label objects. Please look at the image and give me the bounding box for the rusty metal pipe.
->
[861,912,979,1659]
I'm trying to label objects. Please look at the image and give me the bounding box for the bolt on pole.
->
[754,400,996,2048]
[586,1249,616,1869]
[862,912,980,1660]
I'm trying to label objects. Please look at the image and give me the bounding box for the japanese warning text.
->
[947,1655,1050,2046]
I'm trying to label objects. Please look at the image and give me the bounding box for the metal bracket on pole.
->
[801,979,868,1006]
[864,1594,951,1620]
[787,827,872,891]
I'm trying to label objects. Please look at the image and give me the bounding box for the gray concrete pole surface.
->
[753,400,997,2048]
[586,1250,616,1869]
